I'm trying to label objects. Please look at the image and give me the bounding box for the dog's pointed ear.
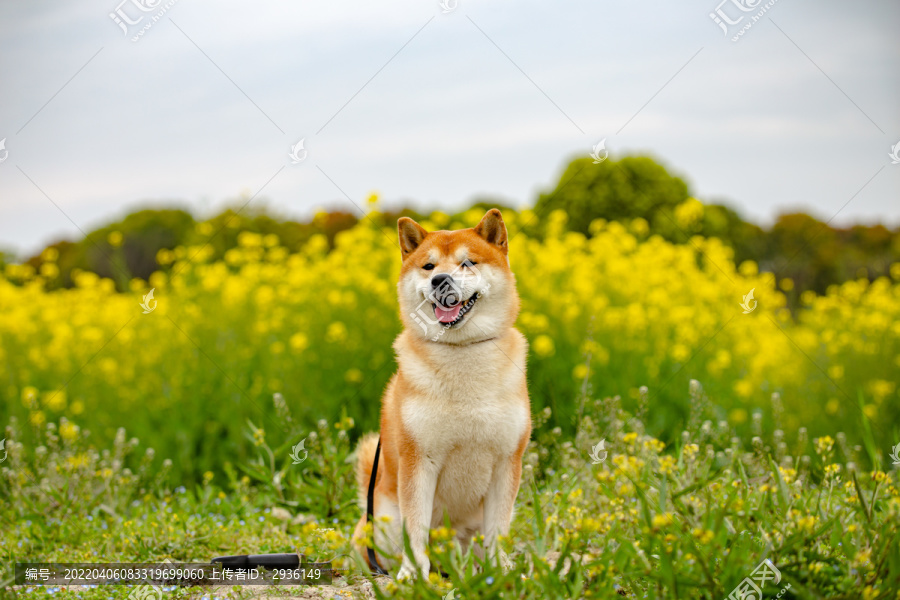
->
[474,209,508,254]
[398,217,428,258]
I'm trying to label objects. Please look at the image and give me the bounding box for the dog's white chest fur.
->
[397,332,529,523]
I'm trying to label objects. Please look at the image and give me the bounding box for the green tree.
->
[27,208,195,289]
[533,155,690,236]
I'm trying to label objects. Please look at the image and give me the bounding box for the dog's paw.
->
[397,556,430,581]
[396,564,417,581]
[498,550,514,573]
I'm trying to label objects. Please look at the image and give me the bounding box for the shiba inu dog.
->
[352,209,532,579]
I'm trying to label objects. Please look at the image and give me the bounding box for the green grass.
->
[2,381,898,599]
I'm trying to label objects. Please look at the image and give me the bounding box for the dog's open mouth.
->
[433,293,478,327]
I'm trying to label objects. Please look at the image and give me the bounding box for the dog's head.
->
[397,209,520,345]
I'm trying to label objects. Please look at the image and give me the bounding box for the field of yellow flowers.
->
[1,208,898,480]
[2,206,900,598]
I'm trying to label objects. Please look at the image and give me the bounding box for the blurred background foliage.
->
[7,154,898,309]
[2,153,898,484]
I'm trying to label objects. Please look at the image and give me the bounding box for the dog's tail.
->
[355,432,380,510]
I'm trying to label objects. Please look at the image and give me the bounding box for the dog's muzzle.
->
[430,274,461,308]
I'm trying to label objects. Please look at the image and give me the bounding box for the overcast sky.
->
[1,0,898,258]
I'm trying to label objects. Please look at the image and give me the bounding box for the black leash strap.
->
[366,437,390,576]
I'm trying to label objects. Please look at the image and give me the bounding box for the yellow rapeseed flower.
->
[652,513,674,528]
[658,456,676,475]
[532,335,555,357]
[59,420,79,443]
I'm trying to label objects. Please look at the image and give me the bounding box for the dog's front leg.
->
[397,457,438,580]
[482,455,521,571]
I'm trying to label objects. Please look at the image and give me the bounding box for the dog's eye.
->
[422,263,435,270]
[461,260,477,268]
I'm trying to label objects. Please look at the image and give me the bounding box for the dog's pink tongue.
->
[435,304,462,324]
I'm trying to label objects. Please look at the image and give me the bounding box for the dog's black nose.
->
[431,273,460,307]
